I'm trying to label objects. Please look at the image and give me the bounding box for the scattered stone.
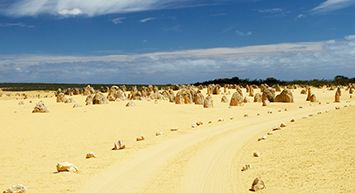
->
[272,127,281,131]
[250,177,265,192]
[86,152,96,159]
[3,184,27,193]
[218,118,224,122]
[56,162,79,173]
[136,136,145,141]
[280,123,286,127]
[241,164,251,172]
[258,136,267,141]
[221,95,228,103]
[170,128,178,132]
[155,131,163,136]
[112,140,125,150]
[290,119,295,122]
[244,114,248,117]
[32,101,49,113]
[18,101,24,105]
[196,121,203,126]
[126,101,136,107]
[256,113,260,116]
[253,152,260,157]
[267,132,273,135]
[73,104,82,108]
[208,121,212,124]
[299,106,303,109]
[191,123,198,128]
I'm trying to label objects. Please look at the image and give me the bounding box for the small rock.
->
[290,119,295,122]
[267,132,273,135]
[241,164,251,172]
[3,184,27,193]
[253,152,260,157]
[257,136,267,141]
[56,162,79,173]
[86,152,96,159]
[280,123,286,127]
[112,140,125,150]
[196,121,203,126]
[32,101,49,113]
[272,127,281,131]
[244,114,248,117]
[170,128,178,132]
[136,136,145,141]
[250,177,265,192]
[155,131,162,136]
[126,101,136,107]
[192,123,197,128]
[73,104,82,108]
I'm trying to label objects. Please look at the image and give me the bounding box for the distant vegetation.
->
[0,75,354,91]
[0,83,149,91]
[194,75,355,87]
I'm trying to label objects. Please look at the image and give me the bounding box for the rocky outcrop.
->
[250,177,265,192]
[2,184,27,193]
[56,162,79,173]
[203,95,213,108]
[193,92,205,105]
[83,85,95,96]
[230,91,243,106]
[274,89,294,103]
[32,101,49,113]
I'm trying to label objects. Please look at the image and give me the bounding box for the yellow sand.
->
[0,88,353,193]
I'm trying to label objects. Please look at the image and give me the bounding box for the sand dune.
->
[0,87,354,193]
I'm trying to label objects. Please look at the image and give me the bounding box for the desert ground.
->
[0,85,354,193]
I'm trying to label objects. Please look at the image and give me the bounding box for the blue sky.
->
[0,0,354,84]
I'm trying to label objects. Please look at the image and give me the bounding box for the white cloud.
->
[296,14,306,20]
[258,8,284,14]
[0,22,34,28]
[58,8,82,16]
[112,17,126,24]
[312,0,355,13]
[235,30,252,36]
[0,35,354,83]
[140,17,156,23]
[2,0,198,17]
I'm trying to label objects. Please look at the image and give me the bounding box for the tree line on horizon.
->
[194,75,355,87]
[0,75,354,91]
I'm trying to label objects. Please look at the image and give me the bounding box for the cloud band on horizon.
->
[0,35,354,84]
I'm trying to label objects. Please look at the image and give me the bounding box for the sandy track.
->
[78,102,346,193]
